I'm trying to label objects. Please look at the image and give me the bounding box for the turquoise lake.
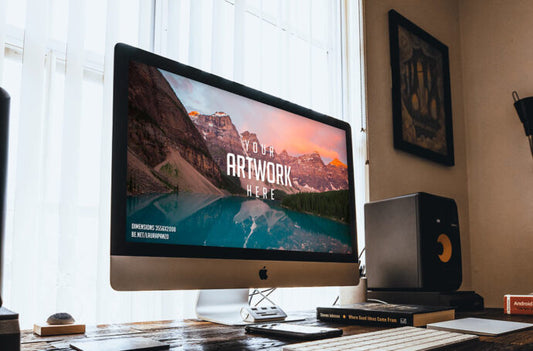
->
[126,193,353,254]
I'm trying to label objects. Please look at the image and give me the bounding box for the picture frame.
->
[388,9,455,166]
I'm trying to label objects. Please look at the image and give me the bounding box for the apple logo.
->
[259,266,268,280]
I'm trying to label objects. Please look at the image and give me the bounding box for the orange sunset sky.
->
[161,69,348,165]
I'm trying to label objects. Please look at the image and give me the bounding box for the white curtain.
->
[0,0,365,329]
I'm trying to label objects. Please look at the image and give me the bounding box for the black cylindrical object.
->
[513,92,533,136]
[0,87,10,307]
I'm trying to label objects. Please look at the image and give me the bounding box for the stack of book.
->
[317,302,455,327]
[0,307,20,351]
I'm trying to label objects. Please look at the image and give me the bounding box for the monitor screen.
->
[111,43,358,291]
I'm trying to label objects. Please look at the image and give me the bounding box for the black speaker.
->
[365,192,462,292]
[0,87,10,307]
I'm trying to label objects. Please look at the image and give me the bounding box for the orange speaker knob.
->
[437,234,452,263]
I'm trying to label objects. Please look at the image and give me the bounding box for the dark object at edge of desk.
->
[0,306,21,351]
[367,290,484,311]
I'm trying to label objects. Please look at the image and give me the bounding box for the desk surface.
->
[21,309,533,351]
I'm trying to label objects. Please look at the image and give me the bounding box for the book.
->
[0,306,18,321]
[0,307,20,350]
[316,302,455,327]
[427,317,533,336]
[504,294,533,315]
[0,307,19,335]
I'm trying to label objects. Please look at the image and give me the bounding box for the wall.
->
[363,0,472,290]
[459,0,533,306]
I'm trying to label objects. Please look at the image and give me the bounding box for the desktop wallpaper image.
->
[125,61,353,254]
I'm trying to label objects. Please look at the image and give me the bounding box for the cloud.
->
[161,68,348,164]
[256,108,347,163]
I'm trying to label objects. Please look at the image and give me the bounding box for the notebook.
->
[70,337,169,351]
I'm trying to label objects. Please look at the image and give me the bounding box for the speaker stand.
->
[367,290,484,311]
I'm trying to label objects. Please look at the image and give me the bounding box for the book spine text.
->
[316,309,412,327]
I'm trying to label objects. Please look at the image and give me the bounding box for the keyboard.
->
[283,326,478,351]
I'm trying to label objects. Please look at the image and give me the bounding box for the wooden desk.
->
[21,309,533,350]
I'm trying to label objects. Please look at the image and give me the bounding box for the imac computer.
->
[111,43,359,325]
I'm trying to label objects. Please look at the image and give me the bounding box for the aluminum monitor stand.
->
[196,289,304,326]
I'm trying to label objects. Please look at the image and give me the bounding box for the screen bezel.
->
[111,43,357,264]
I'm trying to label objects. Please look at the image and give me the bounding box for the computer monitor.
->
[110,43,359,324]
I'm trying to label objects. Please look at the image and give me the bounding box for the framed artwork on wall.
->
[388,9,455,166]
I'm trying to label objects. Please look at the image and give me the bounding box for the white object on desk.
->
[70,337,169,351]
[427,317,533,336]
[283,326,478,351]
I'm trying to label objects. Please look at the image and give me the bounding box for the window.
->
[0,0,365,328]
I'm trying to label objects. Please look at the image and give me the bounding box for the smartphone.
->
[245,323,343,340]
